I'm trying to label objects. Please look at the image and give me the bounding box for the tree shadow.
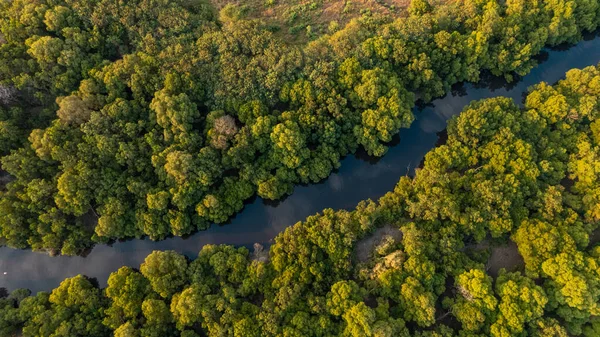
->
[353,133,401,165]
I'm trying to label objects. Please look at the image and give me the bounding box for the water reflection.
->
[2,35,600,293]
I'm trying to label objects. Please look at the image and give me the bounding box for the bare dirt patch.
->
[354,224,403,263]
[465,240,525,277]
[486,241,524,277]
[591,228,600,246]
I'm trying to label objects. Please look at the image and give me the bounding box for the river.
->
[2,33,600,293]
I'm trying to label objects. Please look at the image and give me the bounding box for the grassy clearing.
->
[211,0,438,44]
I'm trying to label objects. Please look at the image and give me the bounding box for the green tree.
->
[449,269,497,332]
[140,251,188,298]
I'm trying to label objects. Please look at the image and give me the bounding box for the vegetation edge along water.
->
[1,0,600,255]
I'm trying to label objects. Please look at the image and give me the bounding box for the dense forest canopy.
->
[3,63,600,336]
[0,0,599,255]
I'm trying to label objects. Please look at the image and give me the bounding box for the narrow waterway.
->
[2,33,600,293]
